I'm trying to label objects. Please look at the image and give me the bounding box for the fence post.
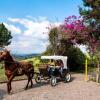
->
[84,52,90,81]
[85,58,88,81]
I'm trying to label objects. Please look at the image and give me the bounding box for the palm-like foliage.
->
[0,23,12,47]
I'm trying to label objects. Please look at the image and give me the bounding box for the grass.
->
[23,57,40,72]
[0,68,7,82]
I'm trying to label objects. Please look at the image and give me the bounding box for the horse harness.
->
[12,61,34,75]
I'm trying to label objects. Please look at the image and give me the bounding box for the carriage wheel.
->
[64,72,71,83]
[50,76,57,86]
[35,74,42,84]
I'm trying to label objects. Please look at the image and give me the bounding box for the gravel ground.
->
[0,73,100,100]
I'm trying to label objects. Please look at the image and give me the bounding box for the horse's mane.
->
[6,51,14,62]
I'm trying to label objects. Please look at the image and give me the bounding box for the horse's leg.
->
[30,77,33,88]
[7,75,14,94]
[30,72,34,87]
[25,72,34,89]
[25,76,31,90]
[29,68,34,87]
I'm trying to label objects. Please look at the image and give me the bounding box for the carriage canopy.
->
[41,55,68,69]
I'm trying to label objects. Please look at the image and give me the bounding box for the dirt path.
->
[0,73,100,100]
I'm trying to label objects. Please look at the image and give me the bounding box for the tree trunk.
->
[96,61,100,83]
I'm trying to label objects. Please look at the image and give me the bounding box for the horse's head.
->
[0,49,11,62]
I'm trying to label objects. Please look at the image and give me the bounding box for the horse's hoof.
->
[8,92,12,95]
[30,85,34,88]
[10,90,13,93]
[24,87,28,90]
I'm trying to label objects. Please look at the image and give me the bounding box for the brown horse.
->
[0,49,34,94]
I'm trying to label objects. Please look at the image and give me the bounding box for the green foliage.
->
[79,1,100,83]
[48,27,59,54]
[93,48,100,65]
[44,26,86,72]
[0,23,12,47]
[49,27,58,45]
[79,0,100,40]
[0,64,7,82]
[80,0,100,22]
[44,27,72,55]
[23,57,41,72]
[67,46,85,71]
[43,44,53,55]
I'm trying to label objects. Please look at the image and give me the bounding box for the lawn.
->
[0,67,7,83]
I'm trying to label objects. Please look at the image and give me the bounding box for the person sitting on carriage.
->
[48,59,55,67]
[47,59,55,76]
[55,60,64,75]
[55,60,61,69]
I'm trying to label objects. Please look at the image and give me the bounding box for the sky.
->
[0,0,84,54]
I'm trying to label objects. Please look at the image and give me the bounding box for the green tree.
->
[0,23,12,47]
[44,27,72,55]
[48,27,59,55]
[44,26,85,71]
[79,0,100,82]
[79,0,100,39]
[43,44,53,55]
[79,0,100,21]
[93,48,100,82]
[67,46,85,71]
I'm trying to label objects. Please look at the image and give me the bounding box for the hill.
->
[12,53,41,60]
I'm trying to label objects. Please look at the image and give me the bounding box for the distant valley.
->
[12,53,41,60]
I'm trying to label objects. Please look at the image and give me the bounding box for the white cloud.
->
[4,23,21,34]
[6,16,61,54]
[8,17,50,38]
[8,40,49,54]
